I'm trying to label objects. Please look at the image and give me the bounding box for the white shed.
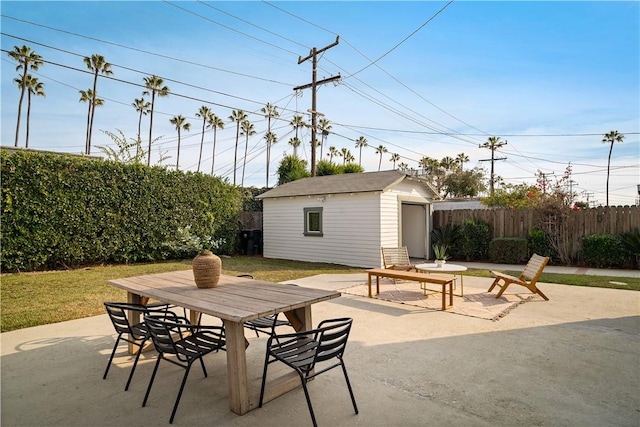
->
[256,170,439,268]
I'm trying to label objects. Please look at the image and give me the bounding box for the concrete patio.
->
[2,273,639,426]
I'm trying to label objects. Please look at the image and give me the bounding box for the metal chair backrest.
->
[144,315,187,360]
[104,302,146,338]
[314,318,353,365]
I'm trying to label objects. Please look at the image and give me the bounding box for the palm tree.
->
[288,137,301,157]
[290,114,305,140]
[264,131,277,187]
[9,45,43,147]
[207,114,224,175]
[440,156,456,172]
[480,136,507,195]
[262,103,279,184]
[375,145,388,171]
[456,152,469,171]
[143,75,170,166]
[240,119,255,186]
[14,75,45,149]
[398,162,409,171]
[602,130,625,207]
[24,75,45,148]
[340,147,350,165]
[132,97,150,157]
[327,146,339,163]
[79,89,103,152]
[195,105,212,172]
[229,109,247,185]
[318,118,332,160]
[83,54,113,154]
[390,153,400,169]
[355,136,368,166]
[170,115,191,170]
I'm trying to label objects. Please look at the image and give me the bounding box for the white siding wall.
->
[262,192,382,268]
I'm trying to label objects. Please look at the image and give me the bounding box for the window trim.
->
[303,207,323,237]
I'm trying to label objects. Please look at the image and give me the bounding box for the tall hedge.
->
[1,150,243,272]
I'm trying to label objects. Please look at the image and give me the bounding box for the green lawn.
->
[1,256,637,332]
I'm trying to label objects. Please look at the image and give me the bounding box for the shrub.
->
[315,160,343,176]
[1,150,243,271]
[431,224,460,249]
[527,227,556,260]
[454,219,490,261]
[619,228,640,267]
[342,163,364,173]
[489,238,528,264]
[580,234,627,268]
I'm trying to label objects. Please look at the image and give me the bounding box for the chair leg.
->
[534,287,550,301]
[169,364,193,424]
[198,356,208,377]
[495,281,511,298]
[487,277,501,292]
[300,378,318,427]
[340,361,359,414]
[103,335,122,380]
[124,338,146,391]
[142,356,162,408]
[258,357,271,407]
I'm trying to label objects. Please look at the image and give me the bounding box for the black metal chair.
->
[103,302,175,391]
[238,275,294,338]
[142,314,226,424]
[259,318,358,427]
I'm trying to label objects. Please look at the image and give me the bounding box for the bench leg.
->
[368,273,372,298]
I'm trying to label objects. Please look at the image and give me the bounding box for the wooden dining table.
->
[107,270,341,415]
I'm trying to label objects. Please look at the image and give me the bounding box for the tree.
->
[277,155,310,185]
[327,146,339,163]
[442,167,486,198]
[79,89,103,153]
[375,144,388,171]
[390,153,400,169]
[15,75,45,148]
[318,118,332,160]
[240,119,255,186]
[143,75,170,166]
[195,105,212,172]
[290,114,305,140]
[9,45,43,147]
[264,131,277,187]
[229,109,247,185]
[339,147,350,165]
[83,54,112,154]
[170,115,190,170]
[440,156,456,172]
[480,136,507,196]
[601,130,625,207]
[456,152,469,170]
[262,103,279,186]
[288,137,301,157]
[398,162,409,171]
[355,136,368,166]
[132,97,150,151]
[207,113,224,175]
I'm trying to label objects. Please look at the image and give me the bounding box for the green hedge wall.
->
[489,237,528,264]
[1,150,243,272]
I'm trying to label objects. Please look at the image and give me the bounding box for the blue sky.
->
[2,1,638,205]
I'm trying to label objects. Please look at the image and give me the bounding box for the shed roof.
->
[257,170,439,199]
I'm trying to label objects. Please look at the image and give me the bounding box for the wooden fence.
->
[433,205,640,261]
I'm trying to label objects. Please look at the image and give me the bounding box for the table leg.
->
[223,320,250,415]
[126,291,142,354]
[376,275,380,295]
[367,273,372,298]
[449,280,454,307]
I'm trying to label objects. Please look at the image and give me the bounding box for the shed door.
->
[401,203,426,259]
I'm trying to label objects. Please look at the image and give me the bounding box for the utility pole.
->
[479,136,507,196]
[294,36,340,176]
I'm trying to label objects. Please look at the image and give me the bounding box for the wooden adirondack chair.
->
[488,253,550,300]
[381,246,416,271]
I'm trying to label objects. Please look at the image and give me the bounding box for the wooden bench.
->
[366,268,456,310]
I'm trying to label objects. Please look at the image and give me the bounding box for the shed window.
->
[303,207,323,236]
